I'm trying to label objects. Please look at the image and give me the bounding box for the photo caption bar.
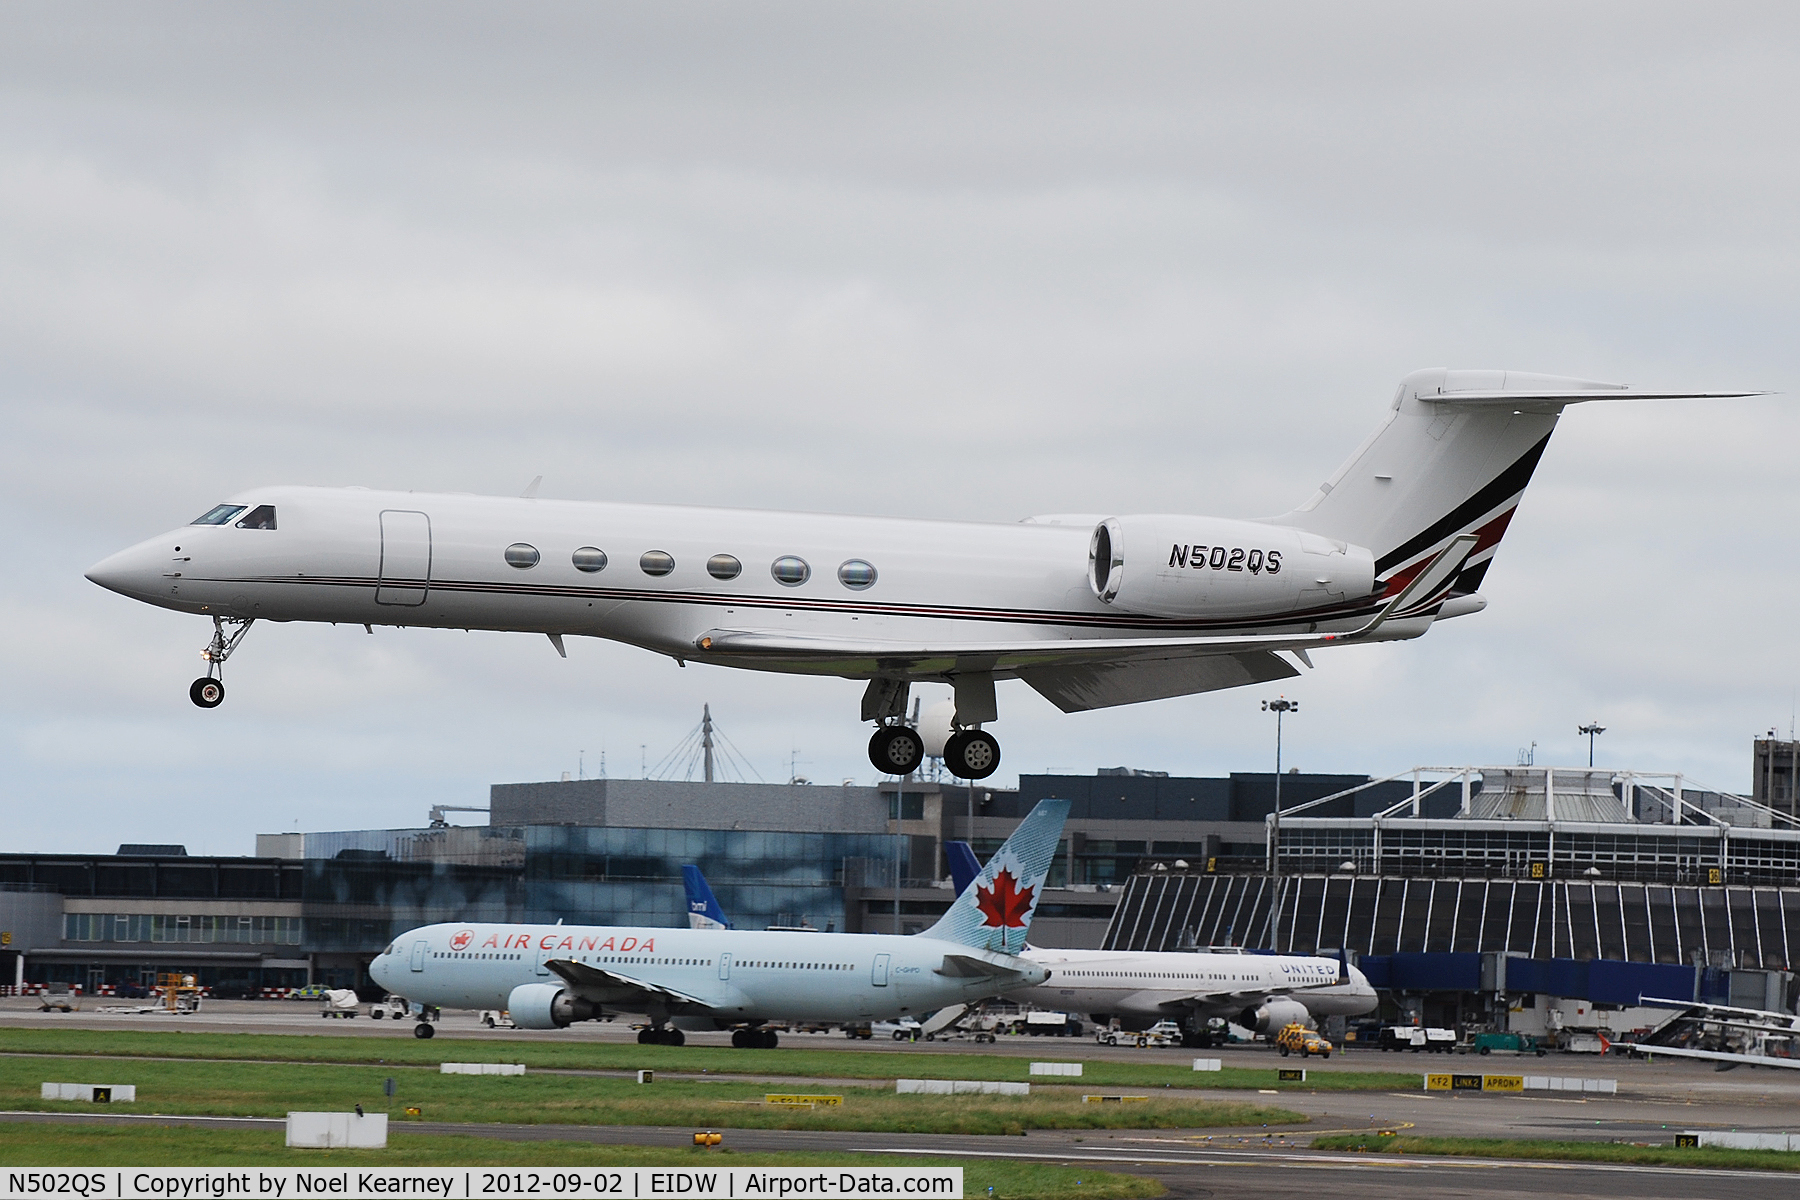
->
[1,1169,962,1200]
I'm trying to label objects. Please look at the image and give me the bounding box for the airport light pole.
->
[1579,722,1606,768]
[1261,696,1297,948]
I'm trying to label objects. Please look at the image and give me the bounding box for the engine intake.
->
[1239,997,1313,1035]
[508,982,600,1030]
[1090,516,1374,620]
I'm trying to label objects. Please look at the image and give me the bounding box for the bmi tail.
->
[681,865,732,930]
[1275,369,1756,601]
[918,798,1069,955]
[944,841,982,898]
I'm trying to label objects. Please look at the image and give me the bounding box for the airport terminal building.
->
[1102,763,1800,1028]
[0,767,1404,995]
[8,752,1796,1029]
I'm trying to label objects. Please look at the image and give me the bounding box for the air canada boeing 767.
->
[86,369,1749,779]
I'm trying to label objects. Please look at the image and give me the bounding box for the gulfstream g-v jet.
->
[86,369,1749,780]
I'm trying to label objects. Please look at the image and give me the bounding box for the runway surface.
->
[0,1111,1783,1200]
[7,999,1800,1195]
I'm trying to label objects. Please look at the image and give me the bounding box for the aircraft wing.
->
[545,959,715,1011]
[1157,987,1311,1015]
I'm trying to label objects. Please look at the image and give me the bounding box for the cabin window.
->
[191,504,246,526]
[234,505,277,530]
[707,554,742,580]
[770,556,811,586]
[640,550,676,576]
[505,543,541,569]
[572,547,608,572]
[837,560,877,590]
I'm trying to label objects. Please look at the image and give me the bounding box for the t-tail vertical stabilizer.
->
[681,865,731,930]
[919,799,1069,955]
[1275,369,1759,605]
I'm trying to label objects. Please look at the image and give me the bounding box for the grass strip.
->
[0,1030,1410,1093]
[0,1126,1164,1198]
[5,1055,1300,1135]
[1310,1133,1800,1171]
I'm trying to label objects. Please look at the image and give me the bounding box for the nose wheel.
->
[413,1022,435,1039]
[189,616,254,708]
[868,725,924,775]
[943,729,1001,780]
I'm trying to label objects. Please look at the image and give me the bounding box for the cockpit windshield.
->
[191,504,247,526]
[234,505,277,530]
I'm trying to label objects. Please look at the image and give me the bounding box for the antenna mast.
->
[702,704,715,784]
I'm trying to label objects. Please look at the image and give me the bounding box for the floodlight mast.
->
[1262,696,1298,946]
[1579,722,1606,768]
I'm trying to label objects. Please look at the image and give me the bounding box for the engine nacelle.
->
[1089,516,1375,620]
[1238,998,1313,1035]
[507,983,600,1030]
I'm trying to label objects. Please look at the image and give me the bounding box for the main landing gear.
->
[637,1026,686,1046]
[942,730,1001,781]
[868,725,924,775]
[731,1027,779,1049]
[189,616,254,709]
[862,679,1002,781]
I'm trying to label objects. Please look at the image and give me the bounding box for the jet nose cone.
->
[86,538,171,600]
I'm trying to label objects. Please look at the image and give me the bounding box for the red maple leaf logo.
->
[449,929,473,951]
[975,868,1035,929]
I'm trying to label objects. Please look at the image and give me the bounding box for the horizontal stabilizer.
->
[935,953,1031,979]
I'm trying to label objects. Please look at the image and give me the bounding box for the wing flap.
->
[1021,651,1298,713]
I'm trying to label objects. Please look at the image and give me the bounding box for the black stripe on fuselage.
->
[214,573,1388,635]
[1372,433,1552,576]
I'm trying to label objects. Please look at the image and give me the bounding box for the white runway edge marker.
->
[439,1063,526,1075]
[897,1079,1029,1095]
[0,1168,965,1199]
[1029,1062,1082,1076]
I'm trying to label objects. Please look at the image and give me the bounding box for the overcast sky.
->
[3,3,1796,854]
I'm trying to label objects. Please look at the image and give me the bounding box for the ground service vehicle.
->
[1276,1022,1333,1058]
[1465,1031,1546,1056]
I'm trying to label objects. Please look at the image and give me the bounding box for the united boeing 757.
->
[86,369,1749,779]
[370,799,1068,1044]
[940,842,1374,1044]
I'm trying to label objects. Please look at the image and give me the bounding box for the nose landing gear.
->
[190,616,254,709]
[413,1022,435,1039]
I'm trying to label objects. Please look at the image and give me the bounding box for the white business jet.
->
[85,369,1748,779]
[368,799,1068,1045]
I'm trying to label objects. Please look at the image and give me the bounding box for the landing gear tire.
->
[413,1023,435,1039]
[640,1027,685,1046]
[868,726,924,775]
[189,678,224,708]
[943,730,1001,780]
[758,1029,779,1049]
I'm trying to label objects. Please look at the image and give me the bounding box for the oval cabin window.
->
[770,556,811,586]
[837,560,877,590]
[640,550,676,577]
[504,543,541,569]
[707,554,742,580]
[572,547,608,573]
